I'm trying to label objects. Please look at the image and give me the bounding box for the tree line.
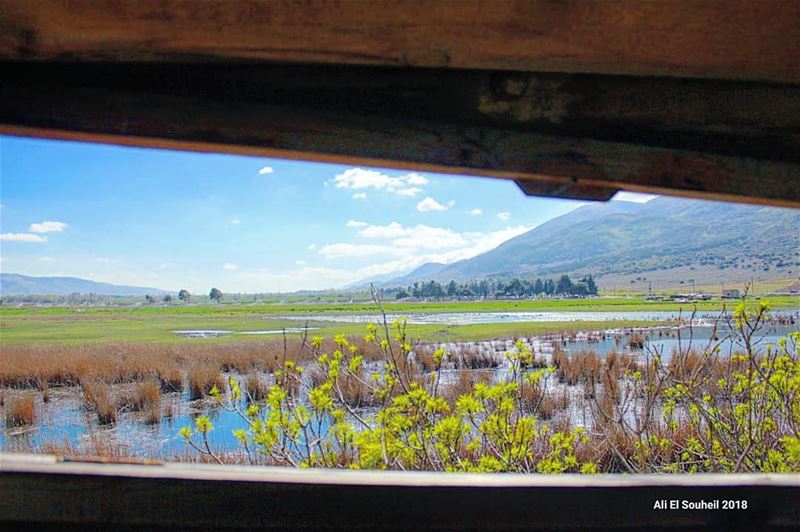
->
[386,274,598,300]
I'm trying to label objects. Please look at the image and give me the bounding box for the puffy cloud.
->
[307,244,317,251]
[404,173,429,186]
[230,218,241,225]
[329,225,533,282]
[0,233,46,243]
[352,192,368,200]
[320,221,531,268]
[469,208,482,215]
[392,226,467,250]
[356,222,465,248]
[345,220,368,228]
[29,221,67,233]
[497,211,511,221]
[357,222,408,239]
[395,187,423,197]
[416,197,449,212]
[332,168,431,196]
[258,166,274,175]
[223,263,239,270]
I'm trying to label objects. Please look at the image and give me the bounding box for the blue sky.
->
[0,136,655,293]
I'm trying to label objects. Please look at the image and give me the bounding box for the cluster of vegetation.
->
[180,296,799,473]
[387,275,598,301]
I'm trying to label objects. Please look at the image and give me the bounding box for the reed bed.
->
[187,362,226,401]
[0,336,390,391]
[5,394,36,427]
[132,380,162,424]
[81,380,118,425]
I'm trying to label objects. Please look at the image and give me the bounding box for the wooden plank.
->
[1,0,799,83]
[1,454,799,530]
[1,63,797,207]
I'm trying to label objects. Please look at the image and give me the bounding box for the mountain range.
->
[0,273,166,296]
[372,197,800,289]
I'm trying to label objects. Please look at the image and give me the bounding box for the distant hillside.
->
[379,197,800,288]
[0,273,167,296]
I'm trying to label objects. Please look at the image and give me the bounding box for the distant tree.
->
[178,289,191,303]
[556,275,573,295]
[144,294,156,304]
[446,280,458,298]
[209,288,223,302]
[544,279,556,296]
[533,278,544,295]
[163,294,173,303]
[395,288,409,300]
[584,275,598,295]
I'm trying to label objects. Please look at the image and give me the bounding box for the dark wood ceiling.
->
[1,0,798,206]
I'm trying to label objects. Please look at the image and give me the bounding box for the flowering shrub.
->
[181,297,798,474]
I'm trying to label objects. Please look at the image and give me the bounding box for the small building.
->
[722,289,741,299]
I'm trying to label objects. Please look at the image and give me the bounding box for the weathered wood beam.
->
[1,454,799,530]
[1,0,799,83]
[1,63,798,206]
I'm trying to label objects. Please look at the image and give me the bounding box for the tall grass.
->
[81,380,117,425]
[5,394,36,427]
[187,362,226,400]
[132,380,162,424]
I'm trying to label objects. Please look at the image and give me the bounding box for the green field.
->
[1,296,796,345]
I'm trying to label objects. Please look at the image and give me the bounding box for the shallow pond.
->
[173,326,319,338]
[274,310,798,325]
[3,318,797,459]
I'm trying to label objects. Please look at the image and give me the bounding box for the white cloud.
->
[307,244,317,251]
[295,260,307,266]
[394,225,466,249]
[0,233,46,243]
[318,243,402,259]
[404,173,429,186]
[223,263,239,270]
[230,218,241,225]
[612,191,658,203]
[497,211,511,221]
[38,256,56,262]
[395,187,423,197]
[332,168,431,196]
[470,208,483,215]
[356,222,465,249]
[352,192,368,200]
[320,222,531,274]
[417,197,449,212]
[358,222,408,239]
[29,221,67,233]
[331,225,533,283]
[258,166,274,175]
[346,220,368,228]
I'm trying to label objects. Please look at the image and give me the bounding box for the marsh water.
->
[271,310,729,325]
[3,313,797,459]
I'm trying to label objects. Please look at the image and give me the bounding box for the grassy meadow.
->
[2,295,797,345]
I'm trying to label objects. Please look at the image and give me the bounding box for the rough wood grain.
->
[1,63,797,206]
[1,0,799,83]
